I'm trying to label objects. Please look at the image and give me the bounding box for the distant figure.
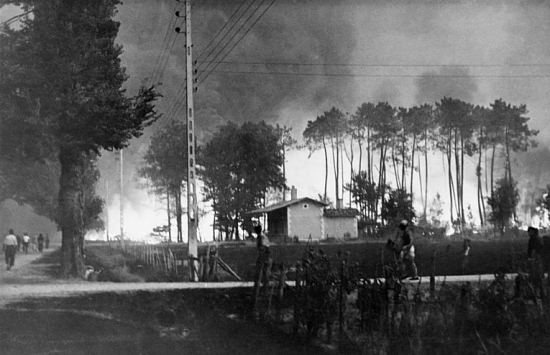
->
[45,234,50,249]
[395,220,419,280]
[254,224,271,294]
[527,226,545,297]
[16,234,21,252]
[22,233,30,254]
[3,229,18,270]
[462,238,472,274]
[37,234,45,253]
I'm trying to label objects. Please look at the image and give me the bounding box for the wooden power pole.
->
[185,0,199,281]
[119,149,124,244]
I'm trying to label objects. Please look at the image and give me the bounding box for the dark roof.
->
[323,208,359,218]
[247,197,329,214]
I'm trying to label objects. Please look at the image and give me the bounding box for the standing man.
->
[527,226,545,297]
[45,234,50,249]
[395,220,419,280]
[37,234,45,253]
[254,224,272,294]
[3,229,18,270]
[22,232,30,254]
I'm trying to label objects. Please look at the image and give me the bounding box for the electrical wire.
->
[197,0,277,85]
[195,0,259,73]
[195,0,250,62]
[203,70,550,79]
[196,60,550,68]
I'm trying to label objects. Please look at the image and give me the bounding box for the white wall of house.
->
[323,217,358,239]
[287,202,324,240]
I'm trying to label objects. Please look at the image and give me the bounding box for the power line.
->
[169,0,256,118]
[203,70,550,79]
[150,7,185,85]
[195,0,250,62]
[196,60,550,68]
[196,0,261,73]
[0,10,33,27]
[149,11,178,84]
[171,0,274,117]
[197,0,277,85]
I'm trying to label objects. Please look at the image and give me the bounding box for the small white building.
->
[323,208,359,240]
[247,189,358,241]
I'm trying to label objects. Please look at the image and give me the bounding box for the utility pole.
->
[185,0,199,281]
[105,180,110,243]
[119,149,124,243]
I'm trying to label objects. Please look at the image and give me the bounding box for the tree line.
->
[140,120,288,241]
[303,98,537,230]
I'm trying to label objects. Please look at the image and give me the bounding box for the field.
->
[81,242,550,354]
[79,235,550,354]
[88,238,535,282]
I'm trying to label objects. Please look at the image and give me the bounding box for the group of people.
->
[2,229,50,271]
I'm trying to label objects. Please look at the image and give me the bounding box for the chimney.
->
[291,185,297,200]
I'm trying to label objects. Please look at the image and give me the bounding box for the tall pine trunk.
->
[410,134,416,196]
[424,134,428,219]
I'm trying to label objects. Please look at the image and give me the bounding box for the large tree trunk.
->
[59,148,86,278]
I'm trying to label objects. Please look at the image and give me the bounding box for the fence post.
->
[338,257,345,342]
[430,249,436,299]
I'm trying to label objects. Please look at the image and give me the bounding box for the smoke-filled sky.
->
[2,0,550,238]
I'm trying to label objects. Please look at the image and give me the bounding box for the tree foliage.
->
[200,121,285,240]
[487,178,519,234]
[0,0,159,276]
[305,96,537,232]
[139,120,187,242]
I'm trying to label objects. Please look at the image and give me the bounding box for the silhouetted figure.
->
[527,226,545,298]
[3,229,18,270]
[16,234,21,252]
[37,234,44,253]
[254,224,272,295]
[395,220,419,280]
[45,234,50,249]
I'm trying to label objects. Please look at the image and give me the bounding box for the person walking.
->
[22,232,30,254]
[45,234,50,249]
[395,220,419,280]
[3,229,18,270]
[16,234,21,252]
[527,226,545,298]
[37,233,45,253]
[254,224,271,289]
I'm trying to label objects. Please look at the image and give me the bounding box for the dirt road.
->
[0,247,513,304]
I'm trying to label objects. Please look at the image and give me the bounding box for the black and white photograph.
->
[1,0,550,353]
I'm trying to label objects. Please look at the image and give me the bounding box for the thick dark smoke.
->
[98,0,358,222]
[414,66,478,104]
[118,0,357,131]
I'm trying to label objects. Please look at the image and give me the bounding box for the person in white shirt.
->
[22,232,30,254]
[3,229,18,270]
